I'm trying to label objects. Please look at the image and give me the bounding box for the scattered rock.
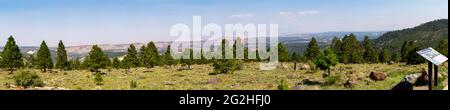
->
[419,68,429,83]
[231,84,240,88]
[344,78,357,88]
[392,80,414,90]
[164,81,175,85]
[173,74,187,77]
[208,78,222,85]
[404,73,420,84]
[286,74,299,79]
[344,66,353,70]
[277,64,289,69]
[266,84,273,88]
[291,85,320,90]
[299,64,310,70]
[388,61,395,65]
[369,72,386,81]
[177,66,191,71]
[300,79,322,85]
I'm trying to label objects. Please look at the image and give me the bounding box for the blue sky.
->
[0,0,448,46]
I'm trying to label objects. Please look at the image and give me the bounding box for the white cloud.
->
[279,12,294,17]
[231,14,255,18]
[297,10,320,16]
[280,10,320,17]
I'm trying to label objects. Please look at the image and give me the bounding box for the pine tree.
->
[1,36,24,74]
[212,39,242,75]
[331,37,342,57]
[144,42,159,68]
[122,44,139,69]
[69,57,81,70]
[36,41,53,72]
[436,40,448,57]
[291,53,301,71]
[315,48,339,74]
[407,46,426,65]
[278,43,290,62]
[86,45,110,73]
[391,53,401,63]
[138,45,147,67]
[243,47,249,61]
[55,40,68,70]
[400,41,410,62]
[163,45,175,67]
[183,49,194,69]
[341,34,364,64]
[27,54,36,68]
[379,48,391,63]
[363,36,379,63]
[112,57,121,69]
[233,38,244,59]
[305,37,320,61]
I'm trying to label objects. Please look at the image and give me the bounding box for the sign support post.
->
[417,47,448,90]
[428,61,433,90]
[434,65,438,86]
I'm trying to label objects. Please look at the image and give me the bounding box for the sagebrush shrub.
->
[94,73,103,85]
[13,71,45,88]
[277,79,290,90]
[323,75,341,86]
[130,80,138,88]
[212,59,242,75]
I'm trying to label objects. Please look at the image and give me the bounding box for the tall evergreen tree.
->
[36,41,53,72]
[233,38,244,59]
[436,40,448,57]
[305,37,320,61]
[278,43,290,62]
[391,53,401,63]
[69,57,81,70]
[315,48,339,74]
[341,34,364,64]
[112,57,121,69]
[407,46,426,65]
[291,53,301,71]
[331,36,342,57]
[55,40,68,70]
[122,44,140,69]
[86,45,110,72]
[379,48,391,63]
[163,45,175,67]
[1,36,23,74]
[143,42,159,68]
[138,45,147,66]
[400,41,410,62]
[362,36,379,63]
[27,54,36,68]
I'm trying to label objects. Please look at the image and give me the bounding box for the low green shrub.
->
[13,71,45,88]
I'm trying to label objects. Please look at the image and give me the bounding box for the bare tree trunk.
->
[9,67,13,75]
[294,63,297,71]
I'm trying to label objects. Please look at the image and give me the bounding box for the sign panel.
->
[417,47,448,65]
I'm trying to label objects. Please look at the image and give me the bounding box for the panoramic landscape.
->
[0,0,448,90]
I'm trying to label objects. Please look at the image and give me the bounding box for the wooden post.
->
[434,65,439,86]
[428,61,433,90]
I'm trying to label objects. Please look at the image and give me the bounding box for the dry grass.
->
[0,62,447,90]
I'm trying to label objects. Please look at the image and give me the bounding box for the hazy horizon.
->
[0,0,448,47]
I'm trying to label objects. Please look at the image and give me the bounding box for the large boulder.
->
[369,72,386,81]
[392,80,414,90]
[299,64,310,70]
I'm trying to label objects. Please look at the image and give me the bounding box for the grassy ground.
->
[0,62,447,90]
